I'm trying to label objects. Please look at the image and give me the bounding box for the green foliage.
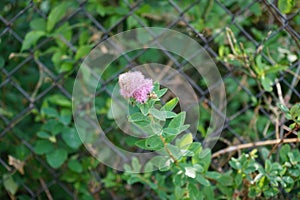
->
[279,103,300,129]
[2,174,18,196]
[124,80,300,199]
[46,148,68,169]
[278,0,295,14]
[21,30,45,51]
[47,2,71,32]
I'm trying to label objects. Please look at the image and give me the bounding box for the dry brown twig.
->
[212,133,300,159]
[39,178,53,200]
[267,124,299,158]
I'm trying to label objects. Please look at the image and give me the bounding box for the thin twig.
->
[275,79,285,106]
[212,137,300,158]
[226,27,237,55]
[267,124,299,158]
[159,134,178,165]
[39,178,53,200]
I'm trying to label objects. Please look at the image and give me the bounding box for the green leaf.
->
[264,65,288,74]
[53,23,72,48]
[283,176,294,184]
[218,174,233,186]
[128,112,151,126]
[59,109,72,125]
[179,124,190,132]
[168,112,186,129]
[229,158,241,170]
[138,100,155,115]
[149,108,166,121]
[261,76,273,92]
[235,173,243,185]
[42,107,59,118]
[188,142,202,154]
[203,186,214,199]
[34,140,54,155]
[156,88,168,98]
[185,167,196,178]
[144,161,154,173]
[255,55,265,74]
[264,159,272,173]
[59,62,73,73]
[163,127,180,135]
[278,103,289,113]
[95,4,106,16]
[62,128,82,149]
[290,103,300,119]
[126,175,141,184]
[46,148,68,168]
[47,94,71,107]
[164,125,190,136]
[41,119,63,135]
[196,149,211,171]
[161,97,179,111]
[21,30,45,51]
[135,135,164,150]
[75,45,92,60]
[278,0,295,14]
[165,111,177,118]
[128,112,147,122]
[148,155,171,171]
[153,82,160,92]
[68,159,83,173]
[51,49,62,66]
[129,103,140,115]
[131,157,141,172]
[196,174,210,186]
[280,144,291,162]
[249,186,261,198]
[3,174,18,195]
[145,135,164,150]
[127,15,139,29]
[287,152,297,165]
[188,183,201,200]
[37,131,51,139]
[150,119,163,134]
[263,187,279,197]
[205,171,221,180]
[176,133,193,149]
[47,2,69,32]
[249,2,262,16]
[30,18,46,31]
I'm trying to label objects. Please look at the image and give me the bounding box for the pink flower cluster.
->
[119,71,153,103]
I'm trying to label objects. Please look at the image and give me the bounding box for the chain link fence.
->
[0,0,299,199]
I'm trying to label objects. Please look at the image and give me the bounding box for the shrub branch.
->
[212,137,300,158]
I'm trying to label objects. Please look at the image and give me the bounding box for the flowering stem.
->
[159,134,178,165]
[148,113,178,164]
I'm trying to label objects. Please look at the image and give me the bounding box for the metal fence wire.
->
[0,0,299,199]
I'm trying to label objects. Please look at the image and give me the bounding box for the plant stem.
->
[267,124,299,158]
[159,134,178,165]
[212,136,300,158]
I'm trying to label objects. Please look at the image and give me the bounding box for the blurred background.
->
[0,0,299,199]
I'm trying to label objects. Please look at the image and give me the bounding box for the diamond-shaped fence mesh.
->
[0,0,299,199]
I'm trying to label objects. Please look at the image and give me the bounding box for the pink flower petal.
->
[119,71,153,103]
